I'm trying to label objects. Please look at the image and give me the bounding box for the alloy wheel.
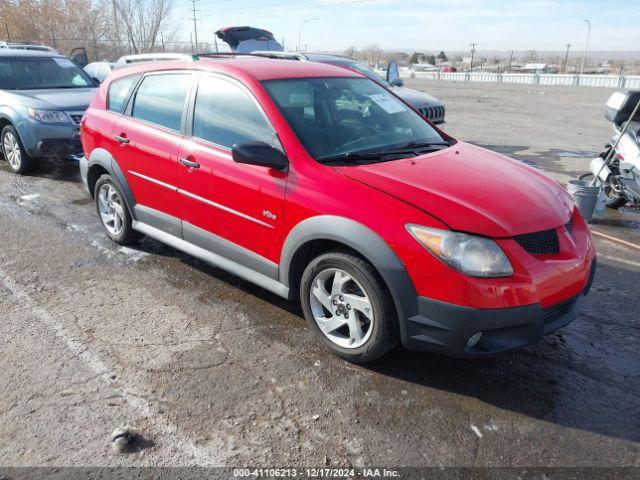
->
[309,268,374,349]
[3,131,22,170]
[97,183,125,236]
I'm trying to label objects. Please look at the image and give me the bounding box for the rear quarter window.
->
[107,74,141,113]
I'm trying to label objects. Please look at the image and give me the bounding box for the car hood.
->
[390,86,442,108]
[10,88,96,110]
[336,142,574,238]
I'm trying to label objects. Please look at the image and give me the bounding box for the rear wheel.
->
[300,250,398,363]
[94,174,142,245]
[1,125,36,174]
[578,172,628,209]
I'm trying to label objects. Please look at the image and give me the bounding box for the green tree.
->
[437,51,448,62]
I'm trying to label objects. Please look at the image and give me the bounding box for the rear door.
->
[177,72,287,266]
[112,71,193,228]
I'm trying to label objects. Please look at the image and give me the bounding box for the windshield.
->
[0,56,95,90]
[263,77,446,162]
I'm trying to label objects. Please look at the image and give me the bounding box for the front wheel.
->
[94,174,142,245]
[300,250,398,363]
[578,172,628,209]
[1,125,36,174]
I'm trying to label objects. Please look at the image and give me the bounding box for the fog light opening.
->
[466,332,483,348]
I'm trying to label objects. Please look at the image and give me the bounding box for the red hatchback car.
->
[80,56,596,362]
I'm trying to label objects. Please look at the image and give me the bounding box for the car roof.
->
[0,48,62,58]
[109,56,363,82]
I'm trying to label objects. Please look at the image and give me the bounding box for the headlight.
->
[28,108,71,124]
[406,225,514,277]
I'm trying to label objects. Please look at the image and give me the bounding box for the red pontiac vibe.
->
[79,56,596,362]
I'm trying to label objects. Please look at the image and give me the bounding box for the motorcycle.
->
[580,90,640,209]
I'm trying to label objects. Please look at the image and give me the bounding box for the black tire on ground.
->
[578,172,628,209]
[299,250,399,363]
[1,125,36,174]
[94,174,142,245]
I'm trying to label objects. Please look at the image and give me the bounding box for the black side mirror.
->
[91,77,102,86]
[232,141,288,171]
[390,77,404,87]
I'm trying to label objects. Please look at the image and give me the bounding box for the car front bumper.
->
[400,258,596,357]
[16,118,82,159]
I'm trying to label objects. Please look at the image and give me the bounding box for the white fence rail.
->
[406,71,640,89]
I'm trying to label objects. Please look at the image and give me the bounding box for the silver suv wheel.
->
[97,183,125,236]
[309,268,374,349]
[2,130,21,170]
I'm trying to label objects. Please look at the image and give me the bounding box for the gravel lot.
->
[0,80,639,469]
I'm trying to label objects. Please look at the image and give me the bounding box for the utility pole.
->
[469,43,478,71]
[4,24,10,42]
[112,0,120,52]
[507,50,513,73]
[190,0,199,53]
[160,32,165,52]
[562,43,571,73]
[579,19,591,75]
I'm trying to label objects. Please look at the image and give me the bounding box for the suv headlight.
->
[28,108,71,124]
[406,225,514,277]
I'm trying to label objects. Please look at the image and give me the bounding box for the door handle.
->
[179,157,200,169]
[114,134,129,144]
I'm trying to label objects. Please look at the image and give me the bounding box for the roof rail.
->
[194,51,307,61]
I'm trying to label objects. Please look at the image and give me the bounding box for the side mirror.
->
[232,141,288,171]
[387,60,402,86]
[91,77,102,86]
[390,77,404,87]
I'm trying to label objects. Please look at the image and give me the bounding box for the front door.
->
[177,73,287,267]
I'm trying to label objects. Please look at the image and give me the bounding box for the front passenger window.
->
[193,76,277,149]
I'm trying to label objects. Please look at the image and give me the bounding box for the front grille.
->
[515,229,560,255]
[419,105,445,123]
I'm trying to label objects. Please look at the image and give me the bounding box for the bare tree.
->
[114,0,175,54]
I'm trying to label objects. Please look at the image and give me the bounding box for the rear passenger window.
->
[107,74,140,113]
[193,76,277,149]
[132,74,191,131]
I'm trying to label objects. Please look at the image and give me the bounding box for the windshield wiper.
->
[381,140,450,155]
[317,150,388,164]
[317,141,451,165]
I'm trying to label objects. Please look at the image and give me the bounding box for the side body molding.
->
[88,148,137,218]
[279,215,419,338]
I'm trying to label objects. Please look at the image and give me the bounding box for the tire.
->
[94,174,142,245]
[1,125,36,174]
[578,172,628,209]
[300,250,398,363]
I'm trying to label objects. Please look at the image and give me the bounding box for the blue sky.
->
[177,0,640,53]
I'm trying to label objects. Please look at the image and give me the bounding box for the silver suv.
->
[0,49,97,173]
